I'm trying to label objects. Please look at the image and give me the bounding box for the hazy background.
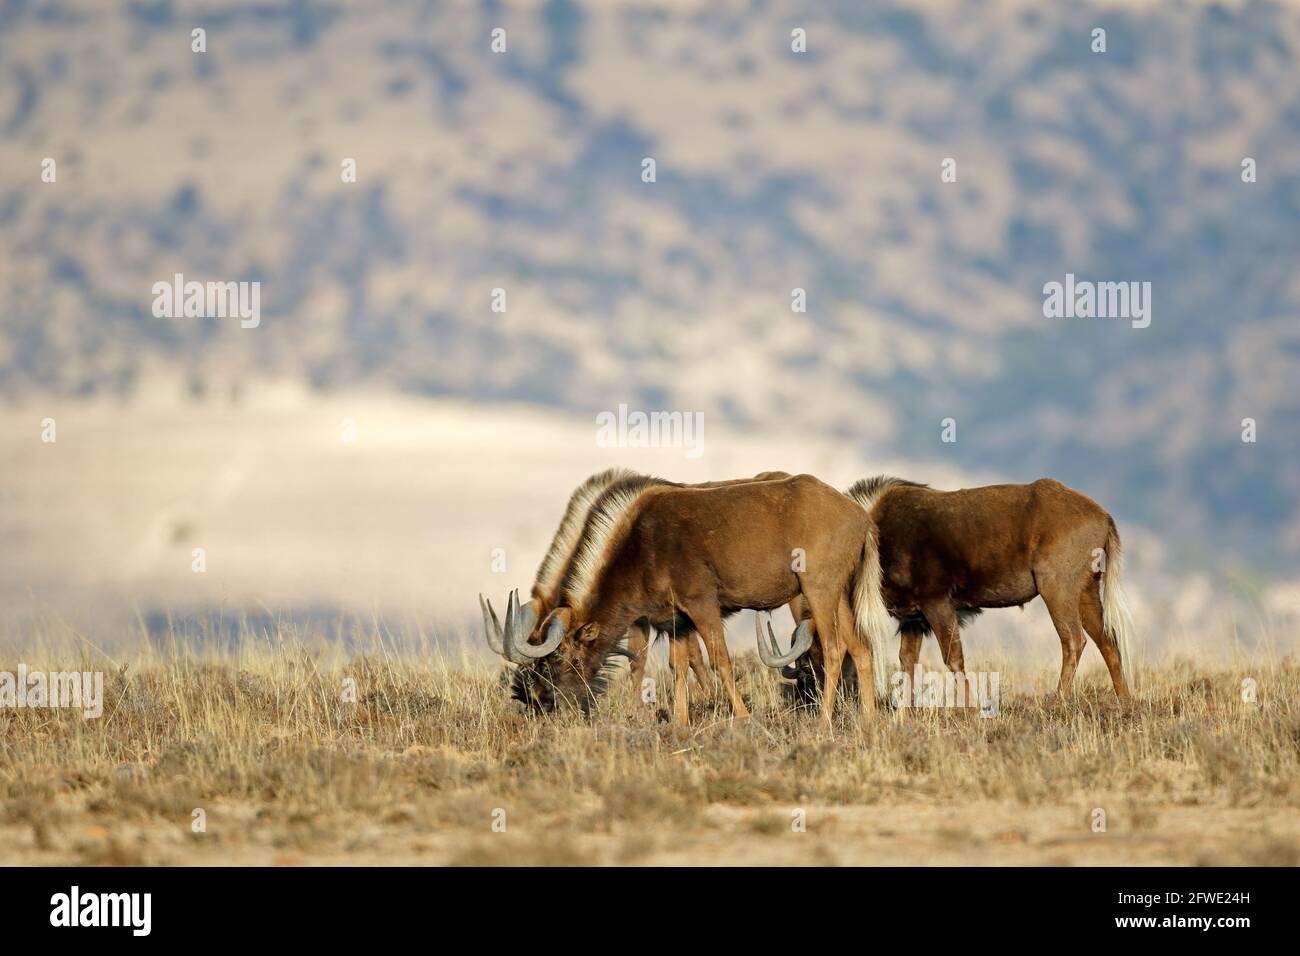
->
[2,0,1298,667]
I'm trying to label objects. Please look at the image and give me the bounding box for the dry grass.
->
[1,627,1297,866]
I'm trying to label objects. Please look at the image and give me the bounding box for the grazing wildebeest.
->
[502,474,890,725]
[482,470,798,710]
[784,476,1136,702]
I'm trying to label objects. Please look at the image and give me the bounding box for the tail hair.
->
[852,529,893,697]
[1102,525,1137,689]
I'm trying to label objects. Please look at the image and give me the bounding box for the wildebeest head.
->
[779,655,820,709]
[778,650,860,710]
[507,657,560,713]
[483,591,618,714]
[481,589,556,712]
[513,605,628,713]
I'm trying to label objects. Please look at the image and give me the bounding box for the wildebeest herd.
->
[481,470,1135,725]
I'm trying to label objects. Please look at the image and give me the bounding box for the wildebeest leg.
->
[920,600,966,674]
[1041,578,1087,695]
[626,620,652,694]
[819,638,845,729]
[1080,578,1131,702]
[921,600,977,709]
[802,591,845,728]
[805,638,826,703]
[899,631,921,681]
[941,632,966,674]
[668,634,691,726]
[688,603,749,719]
[838,593,876,717]
[687,633,716,697]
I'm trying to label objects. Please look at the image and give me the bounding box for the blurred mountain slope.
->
[1,0,1297,569]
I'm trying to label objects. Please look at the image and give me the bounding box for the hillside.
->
[1,0,1298,571]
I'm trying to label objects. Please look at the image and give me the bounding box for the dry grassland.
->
[1,626,1296,866]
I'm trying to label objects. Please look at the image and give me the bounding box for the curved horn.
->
[500,590,524,664]
[754,611,814,668]
[503,590,564,661]
[517,608,566,659]
[518,598,539,639]
[479,594,505,655]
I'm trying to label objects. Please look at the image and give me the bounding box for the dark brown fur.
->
[850,476,1133,700]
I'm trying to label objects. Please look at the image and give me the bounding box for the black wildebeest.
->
[500,474,890,725]
[482,470,804,712]
[781,476,1136,703]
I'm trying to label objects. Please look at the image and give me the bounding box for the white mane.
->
[534,468,638,602]
[561,476,666,613]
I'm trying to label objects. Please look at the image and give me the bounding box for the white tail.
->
[852,530,893,697]
[1102,527,1137,689]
